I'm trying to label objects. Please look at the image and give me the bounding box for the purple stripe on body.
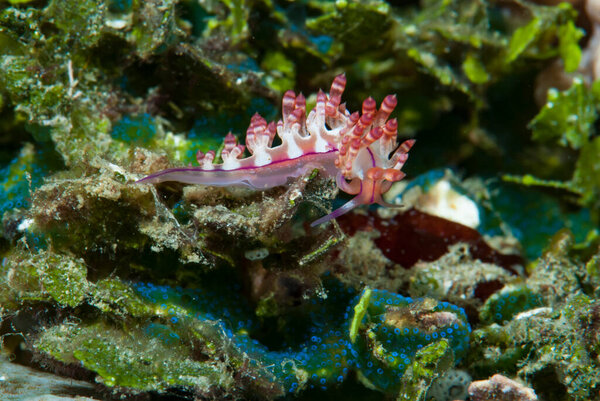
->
[139,149,338,182]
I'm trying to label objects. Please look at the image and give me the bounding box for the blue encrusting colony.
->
[132,276,471,394]
[0,144,59,217]
[480,284,544,324]
[0,143,61,249]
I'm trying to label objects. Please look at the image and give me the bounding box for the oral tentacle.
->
[310,193,365,227]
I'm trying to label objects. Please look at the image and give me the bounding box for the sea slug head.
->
[311,93,415,226]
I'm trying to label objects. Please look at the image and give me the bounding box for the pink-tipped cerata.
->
[137,74,414,225]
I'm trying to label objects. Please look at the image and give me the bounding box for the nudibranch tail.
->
[137,74,415,225]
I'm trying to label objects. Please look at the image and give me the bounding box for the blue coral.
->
[479,284,544,324]
[108,0,132,13]
[131,277,471,394]
[111,114,157,145]
[1,145,46,215]
[345,289,471,393]
[484,182,596,260]
[0,143,61,248]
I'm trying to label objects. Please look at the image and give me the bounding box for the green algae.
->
[306,1,391,56]
[349,286,371,344]
[530,78,597,150]
[35,321,232,393]
[1,249,136,313]
[260,51,295,93]
[506,77,600,212]
[91,278,156,317]
[0,55,68,121]
[396,339,454,401]
[46,0,106,45]
[466,231,600,400]
[37,253,89,307]
[470,294,600,401]
[573,136,600,208]
[462,52,490,85]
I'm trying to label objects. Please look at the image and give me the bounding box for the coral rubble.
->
[468,374,538,401]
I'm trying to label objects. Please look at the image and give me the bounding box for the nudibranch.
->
[137,74,415,226]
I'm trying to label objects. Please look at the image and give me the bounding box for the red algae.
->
[337,208,523,274]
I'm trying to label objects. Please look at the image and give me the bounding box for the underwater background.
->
[1,0,600,400]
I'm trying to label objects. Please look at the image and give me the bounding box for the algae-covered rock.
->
[470,294,600,401]
[468,374,538,401]
[35,321,233,394]
[409,244,514,318]
[426,369,471,401]
[395,340,455,401]
[479,283,543,324]
[1,249,89,309]
[347,288,470,394]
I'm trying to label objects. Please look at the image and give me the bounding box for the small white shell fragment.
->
[244,248,269,261]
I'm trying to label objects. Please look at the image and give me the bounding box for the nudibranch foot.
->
[137,74,414,225]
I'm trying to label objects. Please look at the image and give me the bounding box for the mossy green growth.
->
[506,3,581,65]
[45,0,105,47]
[396,339,454,401]
[469,324,528,373]
[529,78,597,150]
[405,47,473,99]
[462,52,489,84]
[91,278,156,317]
[506,17,542,63]
[572,136,600,208]
[0,249,89,309]
[586,254,600,297]
[298,234,342,267]
[203,0,250,45]
[260,52,295,93]
[306,1,391,55]
[383,0,582,106]
[0,7,42,50]
[0,55,67,120]
[349,287,371,344]
[35,321,232,392]
[30,168,154,256]
[37,252,89,307]
[469,294,600,400]
[130,0,178,57]
[558,20,584,72]
[506,77,600,212]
